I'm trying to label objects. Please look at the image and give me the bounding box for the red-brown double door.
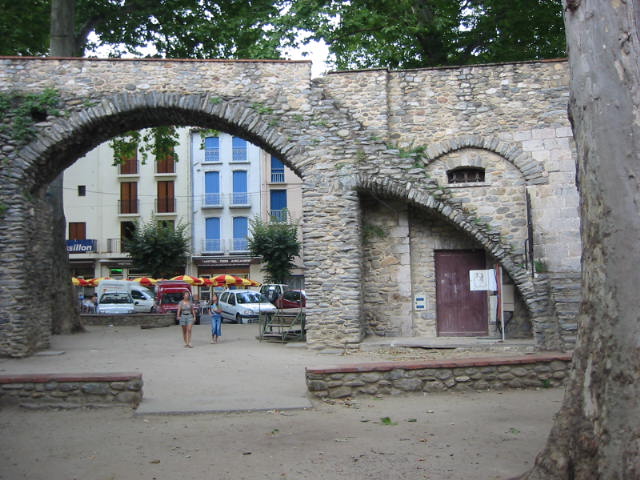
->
[435,250,488,336]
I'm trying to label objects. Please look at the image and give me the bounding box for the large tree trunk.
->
[48,0,83,334]
[519,1,640,478]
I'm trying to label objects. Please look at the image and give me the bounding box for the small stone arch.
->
[424,135,548,185]
[354,173,553,343]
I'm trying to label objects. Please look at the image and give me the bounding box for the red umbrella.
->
[170,275,198,285]
[132,277,158,288]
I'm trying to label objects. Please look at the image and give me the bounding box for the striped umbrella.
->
[170,275,198,285]
[210,274,244,287]
[132,277,158,288]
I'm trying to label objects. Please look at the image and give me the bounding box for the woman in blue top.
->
[210,293,223,344]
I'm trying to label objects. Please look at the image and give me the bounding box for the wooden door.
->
[435,250,488,336]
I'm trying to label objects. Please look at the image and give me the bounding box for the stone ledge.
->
[0,372,143,408]
[306,353,571,375]
[306,353,572,399]
[81,313,174,328]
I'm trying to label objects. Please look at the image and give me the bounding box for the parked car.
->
[259,284,289,304]
[274,290,306,309]
[96,280,155,313]
[218,290,277,324]
[155,281,192,323]
[97,292,135,314]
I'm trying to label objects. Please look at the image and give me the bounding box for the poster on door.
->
[469,269,497,291]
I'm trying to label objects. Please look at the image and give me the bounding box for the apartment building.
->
[64,128,305,292]
[63,128,191,279]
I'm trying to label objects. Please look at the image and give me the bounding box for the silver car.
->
[97,292,135,315]
[218,290,276,323]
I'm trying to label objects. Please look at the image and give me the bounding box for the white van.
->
[96,280,155,313]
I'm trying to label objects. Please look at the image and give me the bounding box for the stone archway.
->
[0,57,578,356]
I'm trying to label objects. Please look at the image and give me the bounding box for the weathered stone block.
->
[307,380,328,391]
[329,386,352,399]
[81,383,110,395]
[393,378,423,391]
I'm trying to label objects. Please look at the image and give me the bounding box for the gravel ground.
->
[0,389,563,480]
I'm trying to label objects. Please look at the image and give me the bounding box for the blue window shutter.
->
[270,189,287,210]
[232,171,248,204]
[205,217,221,251]
[233,217,249,251]
[204,171,220,206]
[204,137,219,162]
[232,137,247,161]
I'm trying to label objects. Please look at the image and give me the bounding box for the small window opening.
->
[447,167,485,184]
[78,185,86,196]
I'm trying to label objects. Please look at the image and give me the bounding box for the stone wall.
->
[81,313,175,328]
[306,353,571,399]
[0,372,143,408]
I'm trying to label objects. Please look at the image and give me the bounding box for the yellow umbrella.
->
[170,275,198,285]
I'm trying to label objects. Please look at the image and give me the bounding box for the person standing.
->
[177,292,196,348]
[210,292,222,344]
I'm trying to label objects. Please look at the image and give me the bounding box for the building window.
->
[119,182,138,214]
[68,222,86,240]
[77,185,86,196]
[204,136,220,163]
[447,167,485,184]
[232,170,248,205]
[157,180,175,213]
[269,189,287,222]
[119,150,138,175]
[204,171,221,206]
[205,217,221,252]
[233,217,249,251]
[156,148,175,174]
[270,156,285,183]
[120,221,136,253]
[158,220,175,230]
[232,136,247,162]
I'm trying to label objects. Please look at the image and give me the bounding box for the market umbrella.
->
[192,277,206,286]
[89,277,112,286]
[170,275,198,285]
[210,274,244,287]
[245,279,261,287]
[132,277,158,288]
[71,277,89,287]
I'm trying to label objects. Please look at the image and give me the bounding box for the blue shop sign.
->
[66,239,97,253]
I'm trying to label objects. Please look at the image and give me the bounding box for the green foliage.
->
[0,0,50,56]
[124,219,190,279]
[362,224,387,244]
[534,260,548,273]
[251,102,274,115]
[196,129,221,150]
[0,88,62,143]
[0,202,8,218]
[109,126,180,166]
[380,417,397,426]
[278,0,565,70]
[248,216,301,284]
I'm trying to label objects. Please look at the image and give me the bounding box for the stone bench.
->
[0,372,143,409]
[306,353,572,399]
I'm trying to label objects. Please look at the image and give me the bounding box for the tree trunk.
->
[48,0,83,334]
[519,1,640,478]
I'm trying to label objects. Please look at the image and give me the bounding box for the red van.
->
[156,281,192,322]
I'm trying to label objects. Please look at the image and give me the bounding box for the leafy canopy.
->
[248,216,301,285]
[278,0,566,70]
[124,219,190,279]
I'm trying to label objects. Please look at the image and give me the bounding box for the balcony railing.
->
[232,147,247,162]
[202,193,222,208]
[203,239,222,253]
[204,148,220,163]
[106,238,121,253]
[230,192,249,206]
[155,197,176,214]
[200,238,249,254]
[269,209,289,223]
[270,169,285,183]
[118,199,139,215]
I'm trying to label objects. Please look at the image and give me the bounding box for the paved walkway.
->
[0,320,537,414]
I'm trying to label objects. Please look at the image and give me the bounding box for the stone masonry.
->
[0,57,580,356]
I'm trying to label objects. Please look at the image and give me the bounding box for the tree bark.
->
[519,1,640,478]
[48,0,84,334]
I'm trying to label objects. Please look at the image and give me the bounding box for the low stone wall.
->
[0,372,143,408]
[306,353,571,399]
[81,313,174,328]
